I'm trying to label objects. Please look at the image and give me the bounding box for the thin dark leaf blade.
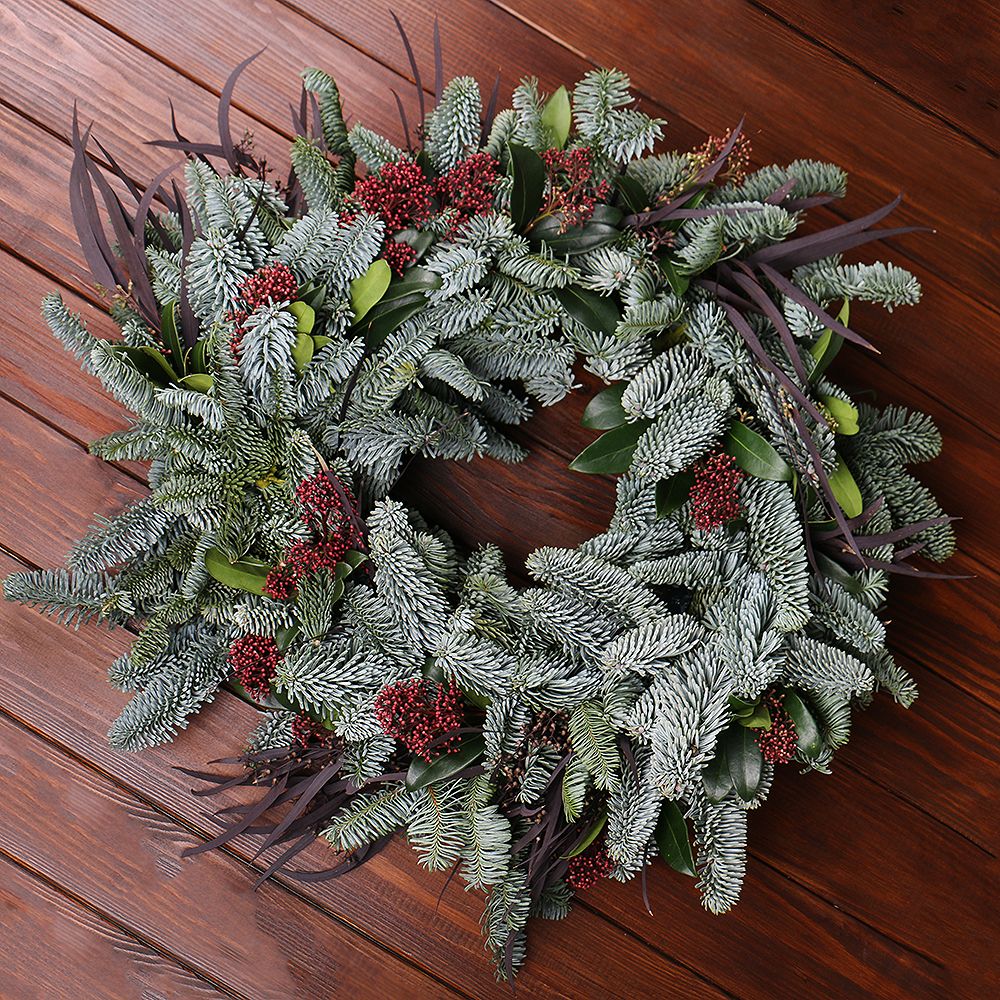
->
[508,142,546,232]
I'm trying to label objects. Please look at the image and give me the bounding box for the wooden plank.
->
[4,1,997,442]
[0,553,951,999]
[0,854,225,1000]
[755,0,1000,151]
[0,714,460,1000]
[0,0,287,183]
[485,0,1000,302]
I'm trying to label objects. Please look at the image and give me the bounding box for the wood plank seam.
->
[0,849,238,998]
[745,0,998,156]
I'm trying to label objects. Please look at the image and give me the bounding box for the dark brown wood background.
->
[0,1,997,997]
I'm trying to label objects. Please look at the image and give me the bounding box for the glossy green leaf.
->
[297,281,327,312]
[356,266,441,347]
[187,338,209,375]
[659,257,690,297]
[614,174,648,214]
[807,299,849,381]
[554,285,622,337]
[569,420,650,475]
[654,800,696,877]
[311,334,332,352]
[829,456,864,518]
[508,142,547,231]
[291,332,314,372]
[112,344,178,387]
[581,384,628,430]
[349,258,392,324]
[702,752,732,804]
[737,702,772,729]
[564,814,607,859]
[160,304,184,375]
[179,373,215,393]
[530,204,623,253]
[725,421,794,482]
[275,624,301,653]
[392,228,435,262]
[540,85,572,148]
[405,735,486,791]
[288,300,316,334]
[722,725,764,802]
[822,395,859,436]
[204,547,271,595]
[656,470,695,518]
[782,690,822,759]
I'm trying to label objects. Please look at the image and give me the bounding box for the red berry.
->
[228,635,280,700]
[690,452,744,531]
[566,847,613,890]
[373,679,465,762]
[755,689,799,764]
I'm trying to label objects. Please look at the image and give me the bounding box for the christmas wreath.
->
[4,40,956,979]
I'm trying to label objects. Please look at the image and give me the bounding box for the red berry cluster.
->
[291,712,335,748]
[540,147,611,229]
[264,473,364,600]
[380,240,418,276]
[690,452,744,531]
[566,847,614,891]
[437,151,499,235]
[373,679,465,762]
[352,158,435,233]
[691,128,753,184]
[228,634,281,700]
[755,690,799,764]
[227,263,299,354]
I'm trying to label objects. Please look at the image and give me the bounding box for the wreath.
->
[4,40,956,979]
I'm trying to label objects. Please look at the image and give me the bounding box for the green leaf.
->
[654,801,696,877]
[178,373,215,393]
[530,204,623,253]
[656,470,695,517]
[288,300,316,334]
[540,85,572,148]
[782,690,822,759]
[203,547,271,595]
[311,334,332,352]
[554,285,622,337]
[392,228,435,261]
[405,735,486,791]
[614,174,648,214]
[297,281,327,312]
[187,338,209,375]
[275,624,300,653]
[564,813,607,859]
[349,258,392,324]
[829,456,864,518]
[112,344,179,387]
[581,384,628,429]
[728,693,757,715]
[807,299,849,381]
[160,304,185,376]
[822,395,859,436]
[291,333,315,372]
[737,702,772,730]
[702,752,732,804]
[355,266,440,347]
[659,257,690,297]
[569,420,649,475]
[722,725,764,802]
[508,142,546,231]
[725,421,794,482]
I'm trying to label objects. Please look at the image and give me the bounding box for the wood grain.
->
[0,854,224,1000]
[0,551,956,999]
[0,713,460,999]
[1,1,997,997]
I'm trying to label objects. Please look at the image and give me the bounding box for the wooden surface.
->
[0,1,997,996]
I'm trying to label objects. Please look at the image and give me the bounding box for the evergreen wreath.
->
[4,36,958,979]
